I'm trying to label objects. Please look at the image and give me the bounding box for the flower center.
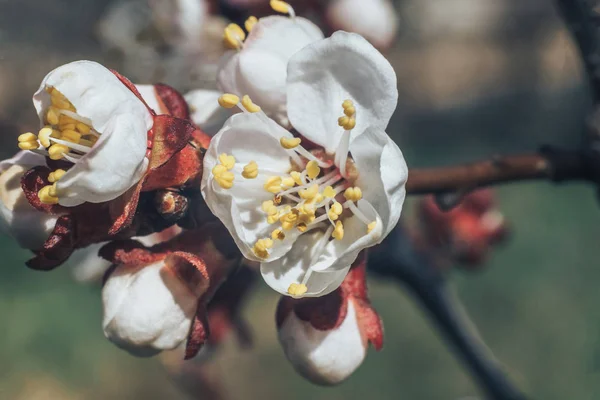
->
[212,96,379,296]
[17,87,99,204]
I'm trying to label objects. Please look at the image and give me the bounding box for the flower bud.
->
[278,297,367,385]
[102,260,204,357]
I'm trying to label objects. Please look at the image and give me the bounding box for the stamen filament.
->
[344,200,371,225]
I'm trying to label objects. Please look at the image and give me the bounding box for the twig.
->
[369,226,527,400]
[406,146,600,195]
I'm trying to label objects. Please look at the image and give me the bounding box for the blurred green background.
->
[1,0,599,399]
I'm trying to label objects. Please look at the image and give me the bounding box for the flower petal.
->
[287,31,398,152]
[310,199,383,272]
[184,89,233,135]
[201,113,298,262]
[135,84,167,114]
[350,126,407,238]
[261,230,351,297]
[217,16,323,123]
[33,61,152,206]
[0,154,57,250]
[56,112,150,206]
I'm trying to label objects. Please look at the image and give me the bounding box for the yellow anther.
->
[331,201,343,215]
[224,23,246,49]
[59,123,76,132]
[253,238,273,259]
[218,93,240,108]
[241,95,261,113]
[344,187,363,202]
[290,171,303,185]
[281,176,295,188]
[280,211,298,230]
[18,132,37,142]
[367,221,378,234]
[323,185,336,198]
[48,144,69,160]
[280,137,301,149]
[262,200,275,212]
[271,228,285,240]
[48,169,66,183]
[38,185,59,204]
[59,115,77,125]
[212,164,228,177]
[50,95,74,111]
[299,184,319,200]
[18,141,38,150]
[267,212,280,224]
[242,160,258,179]
[296,223,308,232]
[332,221,344,240]
[342,99,354,109]
[76,123,91,134]
[273,195,282,205]
[61,129,81,143]
[338,115,356,130]
[270,0,291,13]
[18,132,39,150]
[299,203,315,215]
[245,16,258,32]
[218,153,236,170]
[344,106,356,117]
[312,193,324,204]
[38,127,58,148]
[46,107,60,125]
[306,160,320,180]
[287,283,307,296]
[214,171,234,189]
[47,183,58,197]
[264,176,282,193]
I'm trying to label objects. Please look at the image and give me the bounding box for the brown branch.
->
[406,146,600,196]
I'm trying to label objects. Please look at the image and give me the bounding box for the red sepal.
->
[21,166,67,214]
[185,306,210,360]
[148,115,196,171]
[155,83,191,120]
[26,215,75,270]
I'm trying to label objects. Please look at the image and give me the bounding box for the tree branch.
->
[406,146,600,195]
[369,226,527,400]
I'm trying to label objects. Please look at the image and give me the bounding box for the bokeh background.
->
[0,0,598,399]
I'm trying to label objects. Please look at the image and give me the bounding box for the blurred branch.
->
[407,146,600,195]
[555,0,600,101]
[369,226,527,400]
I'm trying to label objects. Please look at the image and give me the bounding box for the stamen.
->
[241,95,261,113]
[332,221,344,240]
[367,221,378,234]
[242,160,258,179]
[264,176,283,193]
[344,187,363,202]
[271,228,286,240]
[245,16,258,32]
[305,160,320,180]
[38,185,59,204]
[49,137,91,154]
[38,127,58,148]
[218,93,240,108]
[17,132,39,150]
[223,23,246,49]
[270,0,295,17]
[48,169,66,183]
[214,171,234,189]
[48,144,70,160]
[253,238,273,259]
[287,283,307,296]
[344,200,371,225]
[218,153,236,170]
[280,137,301,149]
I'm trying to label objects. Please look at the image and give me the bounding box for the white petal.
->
[135,84,167,114]
[278,299,366,385]
[217,16,323,123]
[69,243,111,283]
[350,126,407,238]
[0,155,57,250]
[261,230,351,297]
[201,113,297,261]
[184,89,232,136]
[33,61,152,206]
[102,261,200,357]
[287,31,398,152]
[326,0,398,49]
[56,112,150,206]
[310,200,383,272]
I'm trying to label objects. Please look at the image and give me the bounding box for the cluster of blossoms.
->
[1,1,408,385]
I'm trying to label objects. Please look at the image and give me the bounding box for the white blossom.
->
[202,32,407,297]
[278,299,367,385]
[102,259,202,357]
[19,61,153,207]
